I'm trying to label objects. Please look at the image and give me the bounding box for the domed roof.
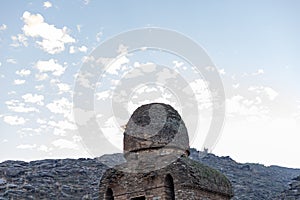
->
[123,103,189,156]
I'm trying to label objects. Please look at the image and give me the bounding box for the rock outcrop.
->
[0,158,106,199]
[189,149,300,200]
[279,175,300,199]
[0,149,299,199]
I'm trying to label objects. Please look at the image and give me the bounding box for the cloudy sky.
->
[0,0,300,168]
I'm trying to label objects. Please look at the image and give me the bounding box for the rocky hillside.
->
[0,149,299,199]
[0,159,107,199]
[189,149,300,200]
[279,175,300,199]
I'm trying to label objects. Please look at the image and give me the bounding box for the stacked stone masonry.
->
[99,103,233,200]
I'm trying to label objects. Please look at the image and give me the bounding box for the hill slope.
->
[189,149,300,199]
[0,149,299,199]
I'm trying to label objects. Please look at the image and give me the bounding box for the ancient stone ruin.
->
[99,103,233,199]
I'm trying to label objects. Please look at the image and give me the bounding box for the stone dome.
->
[123,103,190,157]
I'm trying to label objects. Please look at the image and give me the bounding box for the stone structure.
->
[99,103,233,200]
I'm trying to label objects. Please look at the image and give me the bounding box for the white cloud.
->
[257,69,264,74]
[72,135,82,142]
[69,45,88,54]
[18,127,43,136]
[37,118,47,124]
[22,93,44,105]
[46,97,72,116]
[218,68,226,75]
[52,139,78,149]
[35,59,65,76]
[17,144,37,149]
[73,108,94,126]
[7,103,39,113]
[96,31,102,42]
[241,69,265,77]
[105,56,129,75]
[187,79,212,110]
[253,69,264,75]
[76,25,82,33]
[226,95,268,119]
[82,55,96,63]
[69,46,76,54]
[22,11,75,54]
[6,58,17,64]
[3,115,26,125]
[53,128,66,136]
[57,83,71,93]
[14,79,26,85]
[8,91,16,95]
[35,73,49,81]
[96,90,111,100]
[232,83,240,89]
[294,106,300,120]
[38,145,51,152]
[205,66,216,72]
[46,93,77,132]
[83,0,90,5]
[117,44,128,54]
[173,60,184,68]
[74,71,94,88]
[6,99,39,113]
[248,86,278,101]
[156,68,178,84]
[48,120,76,131]
[10,34,28,47]
[78,45,87,52]
[43,1,52,8]
[264,87,278,101]
[16,69,31,77]
[0,24,7,31]
[255,96,262,104]
[35,85,44,90]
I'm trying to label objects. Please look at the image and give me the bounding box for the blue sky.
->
[0,0,300,168]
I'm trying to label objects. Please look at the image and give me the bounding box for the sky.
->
[0,0,300,168]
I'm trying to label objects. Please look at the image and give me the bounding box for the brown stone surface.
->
[99,103,233,199]
[99,157,233,199]
[124,103,190,158]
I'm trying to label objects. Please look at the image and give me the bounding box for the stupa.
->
[99,103,233,199]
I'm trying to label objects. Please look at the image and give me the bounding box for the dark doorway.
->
[131,196,146,200]
[165,174,175,200]
[105,188,114,200]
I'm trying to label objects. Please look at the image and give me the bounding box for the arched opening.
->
[105,188,114,200]
[165,174,175,200]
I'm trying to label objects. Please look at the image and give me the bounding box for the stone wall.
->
[99,157,233,200]
[175,187,231,200]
